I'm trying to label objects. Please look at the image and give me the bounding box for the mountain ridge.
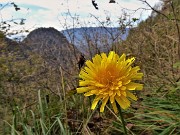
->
[61,26,129,55]
[7,26,129,55]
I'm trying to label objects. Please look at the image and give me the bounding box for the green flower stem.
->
[116,102,127,135]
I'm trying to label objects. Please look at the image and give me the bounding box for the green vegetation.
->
[0,0,180,134]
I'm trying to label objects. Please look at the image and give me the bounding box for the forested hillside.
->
[115,0,180,90]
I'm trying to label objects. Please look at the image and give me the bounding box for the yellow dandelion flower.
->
[77,51,143,113]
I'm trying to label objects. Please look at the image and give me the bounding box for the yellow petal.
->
[79,72,93,80]
[126,82,143,90]
[94,83,105,87]
[77,87,90,93]
[137,84,143,90]
[121,86,127,90]
[111,53,119,64]
[101,53,107,60]
[131,73,143,80]
[121,91,127,97]
[84,91,94,96]
[126,91,137,101]
[117,81,122,87]
[117,90,121,96]
[118,53,126,62]
[111,102,118,113]
[131,66,140,72]
[91,89,100,94]
[121,95,130,106]
[100,53,108,68]
[86,60,95,70]
[91,95,103,110]
[107,51,115,63]
[115,95,129,109]
[99,88,107,94]
[100,96,109,112]
[126,57,135,67]
[110,93,116,103]
[79,81,93,86]
[122,78,131,85]
[129,66,140,76]
[93,54,102,66]
[109,90,113,96]
[85,67,96,77]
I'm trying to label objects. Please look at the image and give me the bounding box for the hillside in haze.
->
[8,27,129,56]
[62,27,129,55]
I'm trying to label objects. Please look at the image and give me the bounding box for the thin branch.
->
[139,0,180,22]
[171,1,180,60]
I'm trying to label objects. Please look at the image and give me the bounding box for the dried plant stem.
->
[60,67,68,132]
[171,1,180,60]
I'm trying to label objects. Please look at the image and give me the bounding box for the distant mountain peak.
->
[25,27,68,43]
[23,27,80,72]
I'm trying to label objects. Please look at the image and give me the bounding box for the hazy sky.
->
[0,0,161,33]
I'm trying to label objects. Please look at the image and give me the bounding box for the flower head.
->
[77,51,143,113]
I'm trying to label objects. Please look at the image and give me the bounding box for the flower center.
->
[109,80,122,90]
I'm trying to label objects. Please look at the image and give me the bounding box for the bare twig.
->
[139,0,180,22]
[171,1,180,60]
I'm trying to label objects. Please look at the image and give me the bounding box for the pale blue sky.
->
[0,0,161,33]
